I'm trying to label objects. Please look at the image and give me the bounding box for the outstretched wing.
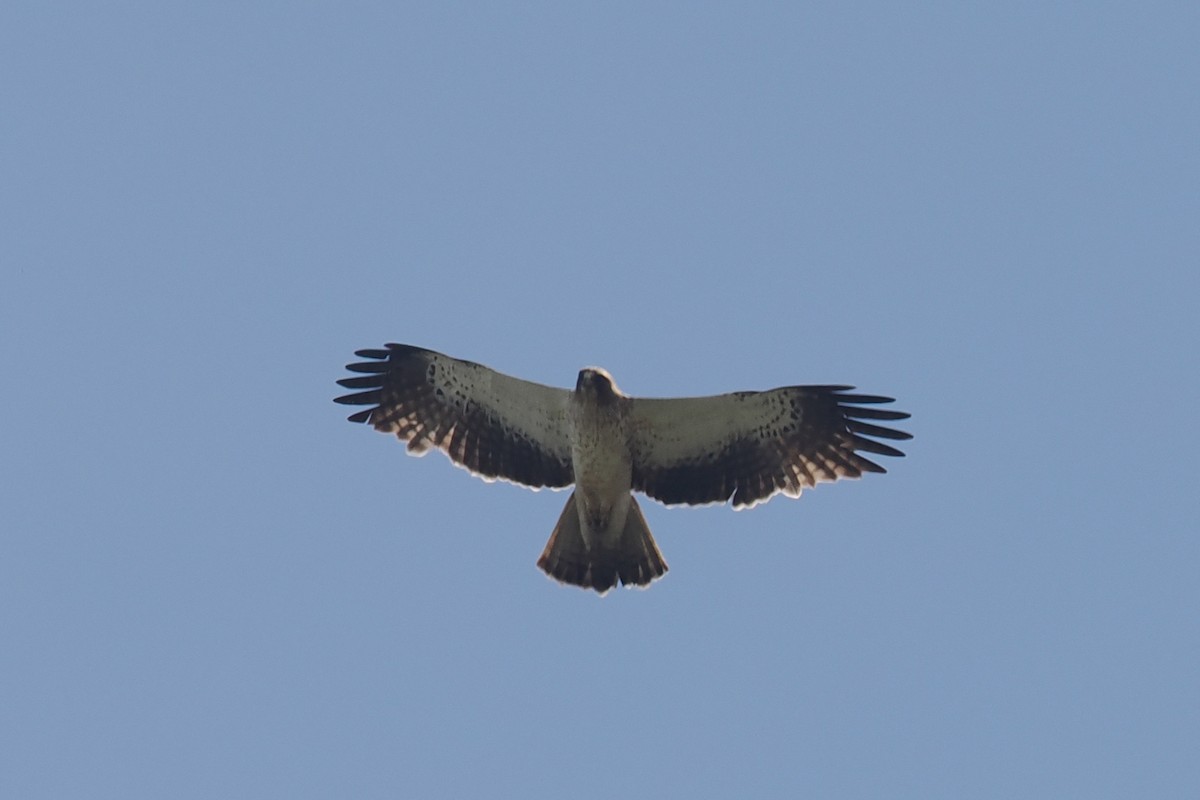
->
[335,344,574,489]
[628,386,911,508]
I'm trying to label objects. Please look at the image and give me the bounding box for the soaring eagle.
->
[335,344,911,594]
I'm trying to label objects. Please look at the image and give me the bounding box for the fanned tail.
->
[537,493,667,594]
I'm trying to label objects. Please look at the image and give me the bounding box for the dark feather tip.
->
[847,420,913,441]
[838,393,897,405]
[344,361,390,373]
[334,390,381,407]
[851,436,907,458]
[336,375,384,390]
[842,406,911,421]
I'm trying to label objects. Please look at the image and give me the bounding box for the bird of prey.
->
[335,344,911,594]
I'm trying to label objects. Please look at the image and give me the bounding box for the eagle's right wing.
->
[628,386,911,509]
[335,344,575,490]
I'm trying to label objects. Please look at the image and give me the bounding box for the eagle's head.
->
[576,367,620,405]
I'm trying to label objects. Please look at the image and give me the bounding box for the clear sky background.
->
[3,3,1197,798]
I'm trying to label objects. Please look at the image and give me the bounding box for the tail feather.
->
[537,493,668,594]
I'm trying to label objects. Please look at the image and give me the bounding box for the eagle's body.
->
[335,344,911,594]
[569,368,633,548]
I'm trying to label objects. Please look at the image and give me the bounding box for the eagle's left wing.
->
[335,344,574,489]
[628,386,911,508]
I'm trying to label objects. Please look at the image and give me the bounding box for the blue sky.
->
[3,3,1197,798]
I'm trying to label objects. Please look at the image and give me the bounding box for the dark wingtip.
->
[832,387,912,460]
[336,375,383,390]
[851,435,908,458]
[344,361,389,374]
[848,419,913,441]
[334,389,381,406]
[837,392,897,405]
[336,344,397,420]
[842,406,911,421]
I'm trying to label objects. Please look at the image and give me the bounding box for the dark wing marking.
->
[335,344,574,489]
[628,386,911,508]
